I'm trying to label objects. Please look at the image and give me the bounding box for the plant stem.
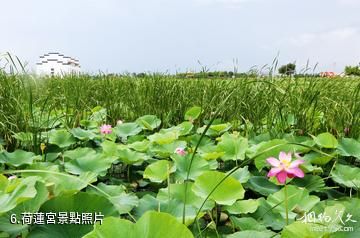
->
[182,89,235,224]
[167,163,171,209]
[127,165,131,182]
[284,183,289,225]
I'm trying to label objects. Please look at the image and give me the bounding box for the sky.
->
[1,0,360,74]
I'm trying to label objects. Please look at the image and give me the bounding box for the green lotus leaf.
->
[128,140,150,152]
[0,150,36,167]
[143,160,175,183]
[171,154,217,181]
[79,119,98,129]
[48,129,76,148]
[117,148,149,165]
[302,151,335,165]
[230,216,267,231]
[28,192,118,238]
[250,197,286,230]
[156,182,214,224]
[311,198,360,238]
[148,130,179,145]
[282,203,347,237]
[291,175,325,192]
[197,123,232,137]
[0,176,38,214]
[200,151,224,161]
[136,115,161,131]
[225,199,259,214]
[177,121,194,136]
[337,138,360,159]
[226,230,276,238]
[266,185,320,220]
[65,152,117,176]
[191,135,223,160]
[331,164,360,188]
[70,128,97,141]
[0,181,48,235]
[21,165,98,196]
[188,134,215,152]
[114,122,142,141]
[231,166,251,183]
[84,216,134,237]
[184,106,202,121]
[247,176,280,196]
[312,132,338,149]
[100,140,125,157]
[87,183,139,215]
[83,211,193,238]
[133,195,160,220]
[150,140,187,158]
[63,147,96,160]
[192,171,245,205]
[217,132,248,161]
[281,221,326,238]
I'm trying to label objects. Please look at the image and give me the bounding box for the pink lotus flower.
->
[344,127,350,135]
[175,147,186,156]
[266,152,305,184]
[100,124,112,134]
[8,175,17,180]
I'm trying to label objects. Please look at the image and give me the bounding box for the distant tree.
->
[278,63,296,75]
[344,65,360,76]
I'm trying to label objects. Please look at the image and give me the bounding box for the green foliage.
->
[217,132,248,161]
[83,211,194,238]
[278,63,296,75]
[114,122,142,141]
[192,171,245,205]
[0,176,39,214]
[2,73,360,148]
[225,199,259,214]
[184,106,202,121]
[0,150,37,167]
[143,160,175,183]
[267,185,320,219]
[28,192,118,237]
[48,129,76,148]
[87,183,139,215]
[1,105,360,236]
[136,115,161,131]
[345,65,360,76]
[312,132,338,149]
[331,164,360,188]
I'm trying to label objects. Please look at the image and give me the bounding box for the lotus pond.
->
[1,103,360,238]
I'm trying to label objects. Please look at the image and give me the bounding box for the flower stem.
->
[284,183,289,225]
[167,164,171,206]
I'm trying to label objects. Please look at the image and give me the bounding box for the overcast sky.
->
[1,0,360,73]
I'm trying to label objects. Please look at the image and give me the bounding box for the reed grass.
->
[1,72,360,148]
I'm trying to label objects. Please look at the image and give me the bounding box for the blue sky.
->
[1,0,360,73]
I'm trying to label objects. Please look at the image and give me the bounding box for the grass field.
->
[1,73,360,147]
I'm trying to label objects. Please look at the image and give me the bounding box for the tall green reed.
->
[1,72,360,148]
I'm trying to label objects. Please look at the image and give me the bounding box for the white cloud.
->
[289,27,359,46]
[281,26,360,72]
[335,0,360,6]
[194,0,258,7]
